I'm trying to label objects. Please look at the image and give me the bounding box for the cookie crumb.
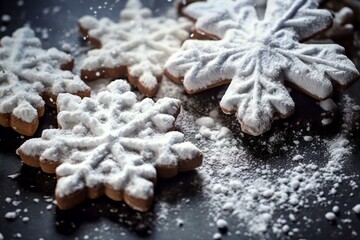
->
[303,136,313,142]
[332,206,340,213]
[175,218,184,227]
[216,219,228,230]
[282,225,290,233]
[325,212,336,221]
[321,118,332,126]
[352,105,360,111]
[8,173,21,179]
[12,200,21,207]
[213,232,222,240]
[292,154,304,161]
[319,99,337,112]
[1,14,11,22]
[196,116,215,128]
[5,211,17,220]
[352,204,360,214]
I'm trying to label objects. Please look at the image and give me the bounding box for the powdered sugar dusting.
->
[166,0,359,136]
[17,79,202,211]
[79,0,191,96]
[172,89,360,237]
[0,27,90,126]
[1,1,360,239]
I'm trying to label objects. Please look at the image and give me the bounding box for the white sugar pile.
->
[175,93,360,238]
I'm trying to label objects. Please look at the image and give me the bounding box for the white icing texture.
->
[17,80,202,204]
[166,0,359,136]
[183,0,257,39]
[183,0,242,22]
[79,0,191,96]
[184,0,333,40]
[0,27,90,123]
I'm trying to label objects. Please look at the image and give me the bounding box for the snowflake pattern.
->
[182,0,244,38]
[78,0,191,97]
[17,80,203,211]
[165,0,359,136]
[0,27,90,136]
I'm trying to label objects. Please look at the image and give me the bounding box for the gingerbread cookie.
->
[17,80,203,211]
[182,0,270,40]
[0,27,90,136]
[78,0,192,97]
[181,0,266,40]
[165,0,359,136]
[181,0,241,40]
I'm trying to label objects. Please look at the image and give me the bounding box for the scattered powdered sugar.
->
[174,93,360,237]
[195,116,215,128]
[195,109,232,142]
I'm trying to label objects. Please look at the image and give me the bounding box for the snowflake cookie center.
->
[249,23,296,51]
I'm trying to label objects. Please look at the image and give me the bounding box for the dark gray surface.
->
[0,1,360,239]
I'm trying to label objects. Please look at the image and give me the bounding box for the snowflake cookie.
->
[78,0,192,97]
[182,0,267,39]
[17,80,203,211]
[165,0,360,136]
[0,27,90,136]
[182,0,260,39]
